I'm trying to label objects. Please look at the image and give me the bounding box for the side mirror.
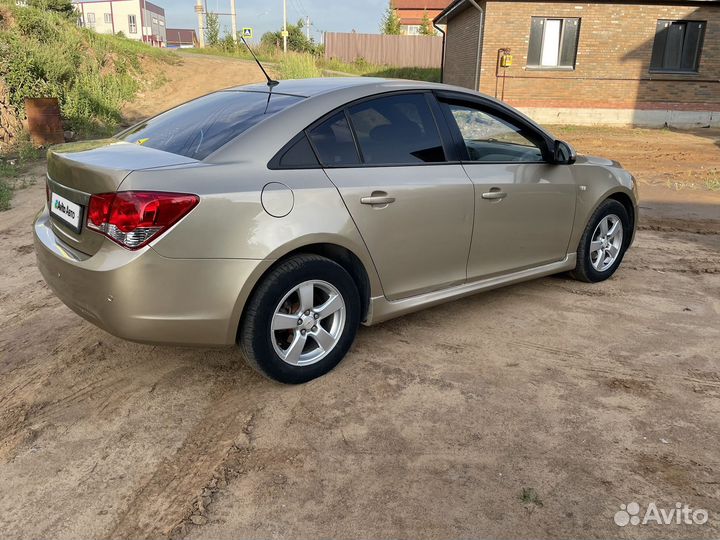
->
[553,140,577,165]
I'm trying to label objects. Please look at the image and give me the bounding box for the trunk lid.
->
[46,139,198,255]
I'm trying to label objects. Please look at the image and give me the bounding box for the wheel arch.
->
[570,186,637,253]
[232,242,374,344]
[607,191,636,240]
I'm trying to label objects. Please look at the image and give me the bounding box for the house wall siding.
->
[443,1,720,119]
[442,4,483,89]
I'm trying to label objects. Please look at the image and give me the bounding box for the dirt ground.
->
[121,53,273,123]
[1,54,719,539]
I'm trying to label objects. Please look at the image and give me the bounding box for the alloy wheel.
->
[590,214,624,272]
[270,280,346,366]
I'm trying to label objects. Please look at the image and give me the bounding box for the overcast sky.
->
[163,0,390,41]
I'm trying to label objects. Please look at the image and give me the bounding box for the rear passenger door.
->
[309,92,474,301]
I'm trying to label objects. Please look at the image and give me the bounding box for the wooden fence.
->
[324,32,443,68]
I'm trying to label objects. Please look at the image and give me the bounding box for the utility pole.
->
[282,0,287,53]
[305,15,310,40]
[230,0,237,42]
[195,0,205,47]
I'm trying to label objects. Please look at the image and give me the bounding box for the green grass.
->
[319,57,441,82]
[277,52,322,79]
[0,133,42,210]
[0,1,176,141]
[182,45,440,82]
[705,176,720,191]
[181,44,279,63]
[519,487,543,507]
[0,177,11,211]
[0,160,18,211]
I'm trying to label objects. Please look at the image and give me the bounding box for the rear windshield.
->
[120,91,303,160]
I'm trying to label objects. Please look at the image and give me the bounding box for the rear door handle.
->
[361,192,396,206]
[481,191,507,200]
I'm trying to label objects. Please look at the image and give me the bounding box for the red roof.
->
[392,0,451,9]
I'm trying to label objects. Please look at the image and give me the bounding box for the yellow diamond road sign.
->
[242,27,253,39]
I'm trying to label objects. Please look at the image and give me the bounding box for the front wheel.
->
[239,254,360,384]
[571,199,630,283]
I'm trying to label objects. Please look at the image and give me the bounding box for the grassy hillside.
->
[0,0,176,209]
[0,0,175,142]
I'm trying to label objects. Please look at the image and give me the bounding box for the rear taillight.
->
[87,191,199,250]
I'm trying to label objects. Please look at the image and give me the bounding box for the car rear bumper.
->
[34,207,268,346]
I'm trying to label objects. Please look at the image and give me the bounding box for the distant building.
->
[392,0,451,34]
[166,28,199,49]
[72,0,167,47]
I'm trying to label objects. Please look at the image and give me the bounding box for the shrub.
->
[0,176,11,211]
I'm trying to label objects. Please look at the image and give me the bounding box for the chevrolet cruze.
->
[34,78,638,383]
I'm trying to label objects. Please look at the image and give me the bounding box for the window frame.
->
[267,89,561,170]
[526,16,581,71]
[433,90,556,164]
[128,14,137,34]
[104,12,112,24]
[649,19,706,74]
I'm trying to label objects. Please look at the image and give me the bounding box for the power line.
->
[295,0,308,17]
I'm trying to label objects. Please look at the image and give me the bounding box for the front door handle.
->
[481,190,507,200]
[361,191,396,206]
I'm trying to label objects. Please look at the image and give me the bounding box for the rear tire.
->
[239,254,360,384]
[571,199,630,283]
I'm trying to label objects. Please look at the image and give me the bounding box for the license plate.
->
[50,192,83,233]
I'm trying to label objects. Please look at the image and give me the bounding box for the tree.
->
[205,12,220,48]
[29,0,74,16]
[419,10,436,36]
[380,1,401,35]
[260,20,316,53]
[220,33,237,52]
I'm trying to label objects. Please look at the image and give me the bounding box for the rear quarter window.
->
[120,91,304,160]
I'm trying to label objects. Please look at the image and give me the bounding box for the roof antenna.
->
[240,36,279,88]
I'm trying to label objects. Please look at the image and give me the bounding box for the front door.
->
[308,93,474,300]
[437,97,576,280]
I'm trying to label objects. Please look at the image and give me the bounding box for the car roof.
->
[228,77,446,98]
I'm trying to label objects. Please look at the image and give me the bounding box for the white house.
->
[72,0,167,47]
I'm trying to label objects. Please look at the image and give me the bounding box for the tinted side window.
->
[307,112,360,167]
[276,134,319,168]
[441,101,545,163]
[347,94,445,165]
[121,91,303,160]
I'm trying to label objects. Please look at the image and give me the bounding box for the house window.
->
[650,20,705,73]
[104,13,112,24]
[527,17,580,69]
[86,12,96,28]
[403,25,421,35]
[128,14,137,34]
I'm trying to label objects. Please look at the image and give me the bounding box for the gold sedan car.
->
[34,78,637,383]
